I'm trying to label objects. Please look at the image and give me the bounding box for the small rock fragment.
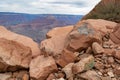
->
[94,61,104,70]
[107,71,114,78]
[0,73,12,80]
[112,78,117,80]
[55,78,65,80]
[57,72,65,78]
[22,73,29,80]
[107,57,114,64]
[47,73,56,80]
[72,55,95,74]
[56,49,77,67]
[114,50,120,59]
[104,49,115,56]
[79,70,101,80]
[62,63,74,79]
[101,77,112,80]
[86,47,92,54]
[97,71,103,76]
[114,67,120,75]
[92,42,104,54]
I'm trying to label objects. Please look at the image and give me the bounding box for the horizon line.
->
[0,11,84,16]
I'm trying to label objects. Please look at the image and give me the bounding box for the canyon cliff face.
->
[0,13,82,43]
[82,0,120,23]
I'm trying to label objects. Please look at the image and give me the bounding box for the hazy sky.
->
[0,0,101,15]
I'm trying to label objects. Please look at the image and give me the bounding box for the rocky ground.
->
[0,19,120,80]
[0,0,120,79]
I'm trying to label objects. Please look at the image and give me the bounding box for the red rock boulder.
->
[0,38,32,72]
[75,19,117,35]
[65,22,102,52]
[40,26,73,56]
[30,55,57,80]
[0,26,40,57]
[46,25,73,38]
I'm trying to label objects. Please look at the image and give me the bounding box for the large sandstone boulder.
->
[40,35,67,57]
[40,26,73,56]
[0,38,32,72]
[46,26,73,38]
[65,22,102,52]
[30,55,57,80]
[0,26,40,57]
[75,19,117,35]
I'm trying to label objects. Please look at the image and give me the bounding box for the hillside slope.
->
[82,0,120,23]
[0,12,83,42]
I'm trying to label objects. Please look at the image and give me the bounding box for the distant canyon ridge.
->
[0,12,83,43]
